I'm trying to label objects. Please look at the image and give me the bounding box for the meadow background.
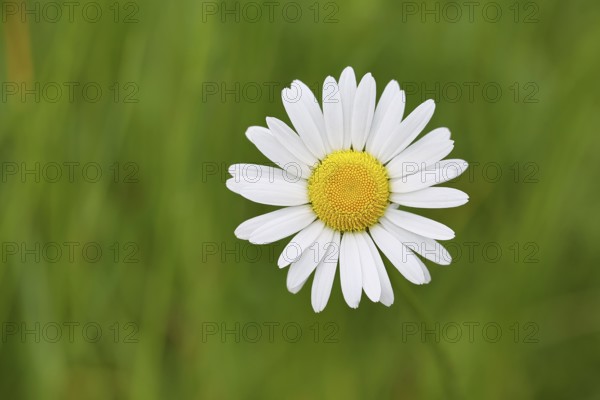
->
[1,0,599,399]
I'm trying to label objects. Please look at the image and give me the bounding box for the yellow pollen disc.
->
[308,150,390,232]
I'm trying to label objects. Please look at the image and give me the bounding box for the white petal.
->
[354,232,381,302]
[226,164,308,206]
[386,128,454,179]
[266,117,318,167]
[338,67,357,149]
[234,207,300,240]
[420,262,432,284]
[282,81,327,159]
[245,126,311,179]
[227,178,308,206]
[391,187,469,209]
[228,164,279,181]
[390,159,469,193]
[421,126,451,141]
[289,277,308,294]
[369,224,428,285]
[311,231,340,312]
[226,179,242,195]
[287,227,335,290]
[380,218,452,266]
[363,232,394,306]
[367,81,406,158]
[350,73,376,151]
[322,76,344,151]
[244,206,316,244]
[384,208,455,240]
[379,99,436,163]
[339,232,362,308]
[228,164,307,185]
[370,80,403,136]
[278,220,325,268]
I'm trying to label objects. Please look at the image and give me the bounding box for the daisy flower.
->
[226,67,468,312]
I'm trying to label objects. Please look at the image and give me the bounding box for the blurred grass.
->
[1,0,599,399]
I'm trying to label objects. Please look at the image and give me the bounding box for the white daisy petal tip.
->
[341,66,355,76]
[227,164,245,177]
[225,178,243,195]
[288,278,307,294]
[281,87,293,102]
[433,127,451,140]
[281,85,299,103]
[421,98,436,113]
[233,231,247,241]
[286,79,316,101]
[233,222,252,240]
[244,126,270,143]
[380,295,394,307]
[244,126,257,139]
[423,99,436,114]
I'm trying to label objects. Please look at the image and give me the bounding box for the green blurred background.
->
[1,0,599,399]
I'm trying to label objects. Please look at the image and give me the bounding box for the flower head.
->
[227,67,469,312]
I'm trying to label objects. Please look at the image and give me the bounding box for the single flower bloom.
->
[227,67,469,312]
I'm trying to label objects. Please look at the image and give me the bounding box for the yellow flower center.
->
[308,150,390,232]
